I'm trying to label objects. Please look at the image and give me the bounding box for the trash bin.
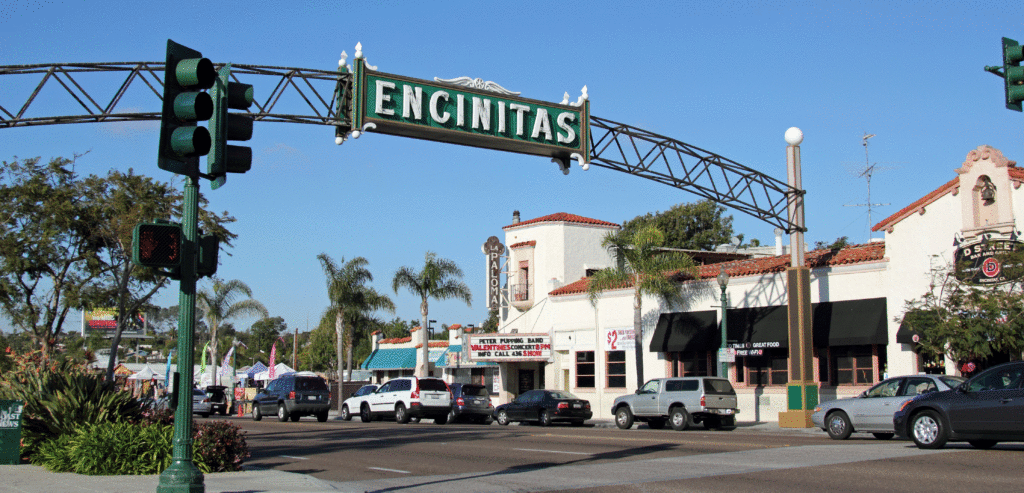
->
[0,400,25,465]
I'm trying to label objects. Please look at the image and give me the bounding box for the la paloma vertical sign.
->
[483,236,505,310]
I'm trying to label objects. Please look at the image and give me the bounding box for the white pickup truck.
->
[611,377,739,430]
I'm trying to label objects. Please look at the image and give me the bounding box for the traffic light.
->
[1001,37,1024,112]
[158,40,216,175]
[132,222,182,268]
[207,64,254,189]
[196,233,219,277]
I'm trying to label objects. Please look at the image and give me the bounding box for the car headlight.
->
[813,406,822,413]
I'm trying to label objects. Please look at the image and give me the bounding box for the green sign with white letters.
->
[352,58,590,162]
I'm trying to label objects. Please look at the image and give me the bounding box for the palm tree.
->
[586,225,697,388]
[197,278,268,387]
[392,251,472,377]
[318,253,395,382]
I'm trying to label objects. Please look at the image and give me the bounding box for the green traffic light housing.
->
[132,222,182,268]
[197,233,220,278]
[158,40,217,176]
[208,64,255,189]
[1003,37,1024,112]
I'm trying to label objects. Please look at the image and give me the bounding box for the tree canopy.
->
[621,199,736,251]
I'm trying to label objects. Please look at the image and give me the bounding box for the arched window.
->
[972,175,998,228]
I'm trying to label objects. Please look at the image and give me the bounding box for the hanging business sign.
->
[953,233,1024,285]
[84,308,145,336]
[604,327,635,351]
[468,334,551,362]
[482,236,506,310]
[352,56,590,163]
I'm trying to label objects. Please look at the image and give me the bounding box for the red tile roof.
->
[503,212,621,231]
[549,242,887,297]
[415,341,450,349]
[381,337,412,344]
[510,241,537,249]
[872,178,958,233]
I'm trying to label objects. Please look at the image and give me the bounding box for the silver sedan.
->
[811,374,965,440]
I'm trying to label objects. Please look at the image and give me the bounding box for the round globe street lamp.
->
[717,267,730,379]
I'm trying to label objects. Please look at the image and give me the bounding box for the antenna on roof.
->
[844,132,892,242]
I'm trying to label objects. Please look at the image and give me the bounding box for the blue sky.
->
[3,1,1024,338]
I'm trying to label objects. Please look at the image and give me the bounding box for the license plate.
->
[310,395,319,401]
[430,394,438,399]
[719,409,734,415]
[573,403,581,409]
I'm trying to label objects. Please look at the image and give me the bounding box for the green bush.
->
[31,420,249,475]
[0,350,142,456]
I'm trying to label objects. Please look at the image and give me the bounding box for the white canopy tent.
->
[127,365,165,381]
[253,362,296,381]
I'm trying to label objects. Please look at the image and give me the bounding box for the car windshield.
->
[547,391,579,400]
[192,389,205,396]
[461,385,489,397]
[940,376,966,388]
[703,379,734,394]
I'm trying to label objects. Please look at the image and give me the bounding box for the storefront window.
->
[576,351,595,388]
[671,351,709,377]
[606,351,626,387]
[832,345,874,385]
[742,350,788,386]
[471,368,496,394]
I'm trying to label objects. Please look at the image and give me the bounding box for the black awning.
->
[649,311,719,352]
[895,322,919,345]
[895,309,939,345]
[814,298,888,346]
[726,305,789,349]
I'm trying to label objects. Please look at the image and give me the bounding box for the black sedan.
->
[494,389,592,426]
[893,361,1024,449]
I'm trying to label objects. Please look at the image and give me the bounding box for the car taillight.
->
[558,402,569,410]
[202,398,210,403]
[700,395,706,407]
[289,391,295,399]
[411,379,420,399]
[585,402,591,410]
[457,397,465,406]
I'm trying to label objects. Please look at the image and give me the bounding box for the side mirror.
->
[634,389,641,394]
[858,391,867,398]
[350,392,357,397]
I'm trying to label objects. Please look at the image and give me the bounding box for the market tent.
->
[127,366,165,380]
[245,362,268,379]
[254,362,295,381]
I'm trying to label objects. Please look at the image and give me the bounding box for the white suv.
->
[362,377,452,424]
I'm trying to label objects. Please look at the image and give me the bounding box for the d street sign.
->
[954,233,1024,285]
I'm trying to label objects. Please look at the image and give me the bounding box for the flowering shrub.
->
[193,420,250,473]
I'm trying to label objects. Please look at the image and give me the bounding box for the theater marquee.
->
[468,334,551,362]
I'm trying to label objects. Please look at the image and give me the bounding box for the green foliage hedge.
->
[31,419,249,475]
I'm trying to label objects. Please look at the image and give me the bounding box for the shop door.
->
[563,370,570,391]
[518,370,535,396]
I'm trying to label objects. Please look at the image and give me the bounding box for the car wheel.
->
[538,410,551,427]
[669,407,690,431]
[703,416,721,430]
[447,409,457,424]
[278,404,289,422]
[316,411,329,423]
[647,419,665,430]
[911,410,948,449]
[290,413,301,422]
[200,412,210,418]
[872,432,895,440]
[434,414,448,425]
[826,411,853,440]
[968,439,998,449]
[497,410,510,426]
[719,416,736,431]
[395,403,410,424]
[252,404,262,421]
[221,407,228,416]
[570,420,585,427]
[360,404,371,423]
[340,405,351,421]
[615,407,634,430]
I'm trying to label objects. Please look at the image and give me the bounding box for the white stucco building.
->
[470,145,1024,422]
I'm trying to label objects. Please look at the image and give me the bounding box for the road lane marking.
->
[369,467,411,474]
[514,448,592,456]
[532,433,777,448]
[279,455,309,460]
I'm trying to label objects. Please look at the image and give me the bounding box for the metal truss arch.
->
[0,61,800,232]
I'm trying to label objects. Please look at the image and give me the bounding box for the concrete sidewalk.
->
[0,420,825,493]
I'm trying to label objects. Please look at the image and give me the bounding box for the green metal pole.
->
[157,175,204,493]
[719,285,728,379]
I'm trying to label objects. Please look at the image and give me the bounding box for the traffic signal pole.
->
[158,174,203,493]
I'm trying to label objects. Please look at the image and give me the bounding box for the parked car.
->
[812,374,965,440]
[494,389,592,426]
[205,385,230,416]
[192,388,212,418]
[251,372,331,422]
[611,377,738,431]
[447,383,494,424]
[340,384,378,421]
[894,361,1024,449]
[361,377,452,424]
